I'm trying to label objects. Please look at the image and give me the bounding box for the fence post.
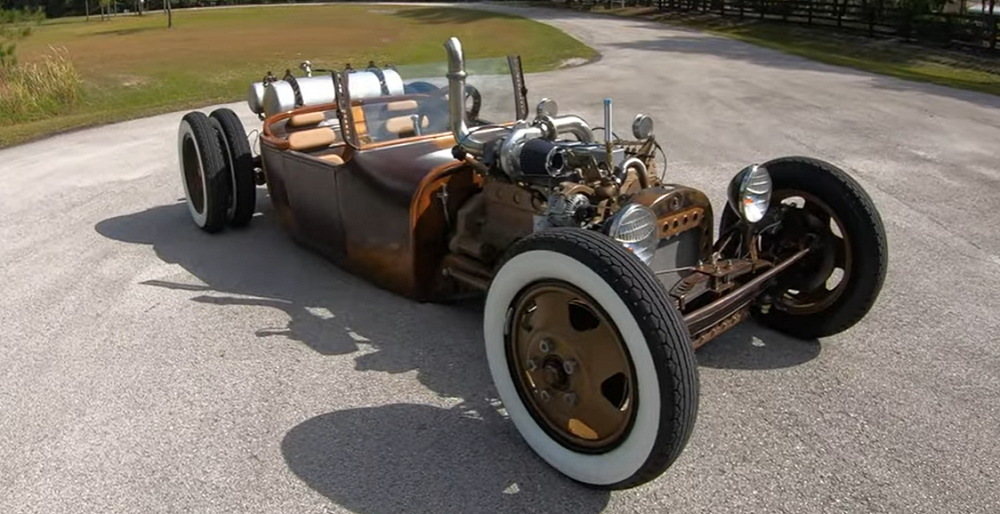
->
[807,0,813,24]
[740,0,744,18]
[836,0,843,27]
[991,14,998,51]
[759,0,764,19]
[866,0,874,36]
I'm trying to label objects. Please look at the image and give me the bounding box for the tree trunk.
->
[166,0,172,28]
[86,0,90,20]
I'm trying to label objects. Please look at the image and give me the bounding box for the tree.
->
[0,7,44,69]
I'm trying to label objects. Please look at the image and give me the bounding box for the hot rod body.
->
[174,37,888,490]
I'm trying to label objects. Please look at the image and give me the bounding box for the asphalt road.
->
[3,4,1000,513]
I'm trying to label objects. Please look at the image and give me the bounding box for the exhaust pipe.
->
[444,37,486,157]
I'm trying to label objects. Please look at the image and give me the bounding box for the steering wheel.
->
[413,83,482,132]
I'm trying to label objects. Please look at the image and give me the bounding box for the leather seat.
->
[287,127,337,150]
[319,154,344,165]
[286,127,345,166]
[287,112,326,128]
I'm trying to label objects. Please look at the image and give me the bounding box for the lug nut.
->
[539,390,551,402]
[564,393,576,405]
[526,359,537,371]
[562,360,577,375]
[539,339,552,353]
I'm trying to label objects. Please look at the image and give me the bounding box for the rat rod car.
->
[175,37,887,489]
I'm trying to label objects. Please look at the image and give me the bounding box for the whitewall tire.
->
[177,111,230,233]
[484,228,700,489]
[210,108,257,228]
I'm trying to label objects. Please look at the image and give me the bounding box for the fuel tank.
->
[249,69,406,118]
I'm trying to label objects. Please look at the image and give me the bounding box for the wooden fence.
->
[652,0,1000,52]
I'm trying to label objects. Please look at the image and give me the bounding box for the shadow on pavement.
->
[94,193,820,509]
[695,321,821,370]
[485,4,1000,109]
[390,5,523,24]
[605,33,1000,108]
[282,402,609,514]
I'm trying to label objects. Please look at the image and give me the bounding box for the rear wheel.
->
[178,111,230,233]
[209,108,257,227]
[484,228,699,489]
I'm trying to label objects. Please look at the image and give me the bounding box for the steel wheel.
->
[765,190,852,315]
[507,280,637,453]
[484,228,699,489]
[719,156,887,339]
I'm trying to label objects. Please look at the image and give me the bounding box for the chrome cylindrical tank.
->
[260,81,296,119]
[247,82,266,116]
[248,69,406,118]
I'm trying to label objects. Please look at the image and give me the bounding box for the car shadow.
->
[281,402,609,514]
[94,194,819,509]
[695,320,822,370]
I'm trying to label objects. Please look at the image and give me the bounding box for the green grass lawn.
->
[0,5,597,148]
[572,5,1000,98]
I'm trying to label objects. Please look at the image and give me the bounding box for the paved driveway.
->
[2,4,999,513]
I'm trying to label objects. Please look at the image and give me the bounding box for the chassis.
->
[175,37,888,489]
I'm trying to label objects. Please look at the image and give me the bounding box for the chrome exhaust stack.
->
[444,37,486,157]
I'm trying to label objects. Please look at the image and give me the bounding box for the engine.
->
[442,37,673,271]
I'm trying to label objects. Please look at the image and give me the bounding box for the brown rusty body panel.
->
[337,135,465,299]
[260,100,509,301]
[261,144,348,261]
[630,184,715,260]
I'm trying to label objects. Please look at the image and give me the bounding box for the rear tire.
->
[210,108,257,228]
[484,228,699,490]
[178,111,230,233]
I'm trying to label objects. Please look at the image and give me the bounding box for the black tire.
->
[209,108,256,227]
[177,111,230,233]
[721,156,888,339]
[483,228,699,490]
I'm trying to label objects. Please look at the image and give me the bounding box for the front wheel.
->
[484,228,699,490]
[721,156,888,339]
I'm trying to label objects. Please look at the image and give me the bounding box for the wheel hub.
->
[506,281,638,453]
[763,190,853,315]
[539,355,571,391]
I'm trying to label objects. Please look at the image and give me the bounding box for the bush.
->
[1,6,44,68]
[0,46,83,123]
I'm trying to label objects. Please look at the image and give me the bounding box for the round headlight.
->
[607,204,658,265]
[727,164,772,224]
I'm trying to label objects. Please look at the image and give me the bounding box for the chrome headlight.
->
[607,204,658,265]
[727,164,772,224]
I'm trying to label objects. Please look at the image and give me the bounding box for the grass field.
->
[0,5,597,147]
[571,5,1000,98]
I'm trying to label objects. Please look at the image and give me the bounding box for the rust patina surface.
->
[260,102,511,301]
